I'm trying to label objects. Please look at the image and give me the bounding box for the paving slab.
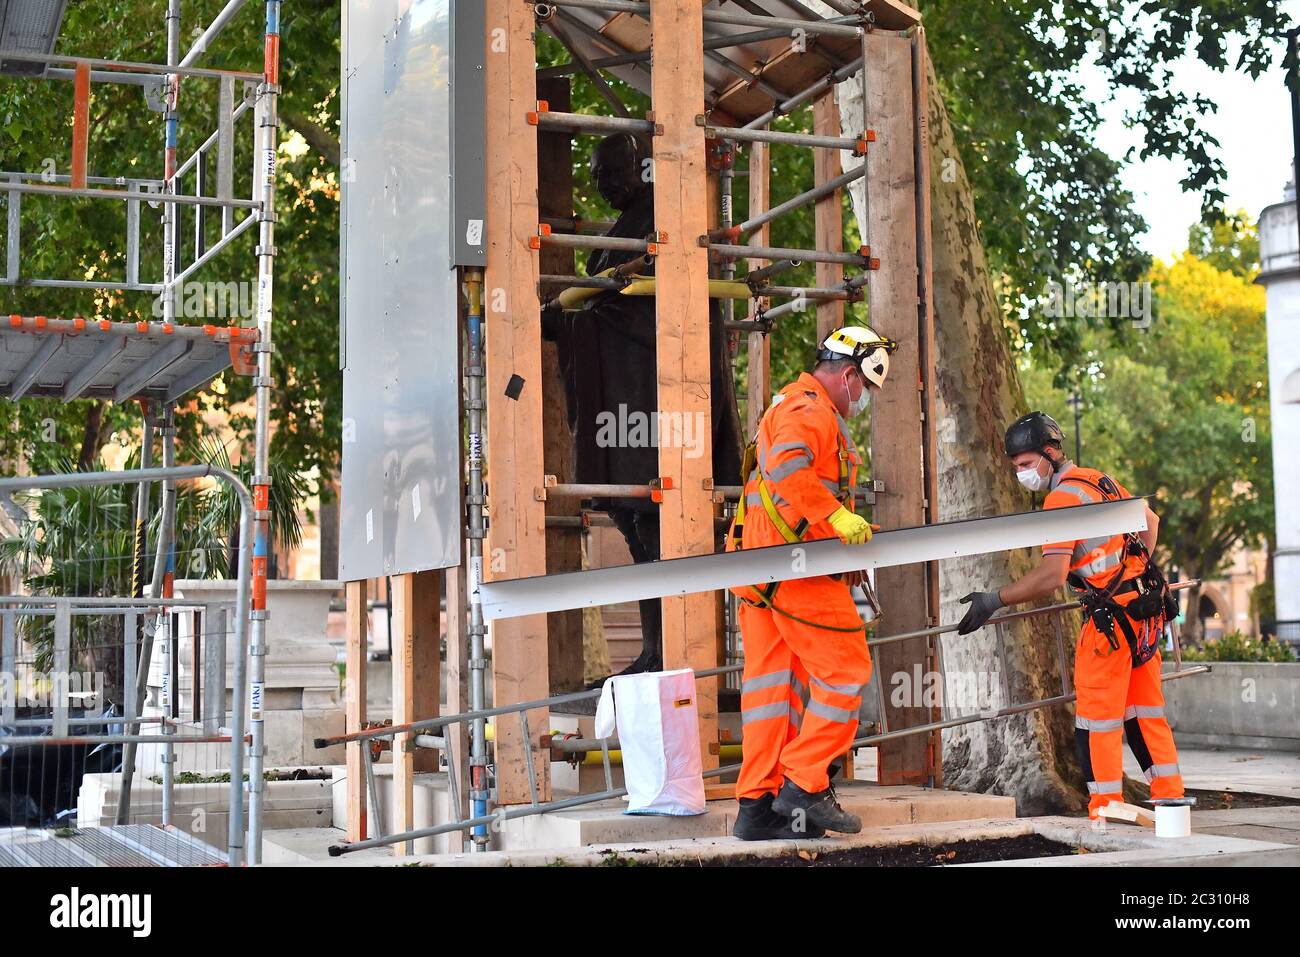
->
[1125,745,1300,799]
[493,781,1015,851]
[262,826,397,865]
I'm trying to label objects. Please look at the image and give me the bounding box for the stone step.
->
[261,826,394,865]
[494,782,1016,852]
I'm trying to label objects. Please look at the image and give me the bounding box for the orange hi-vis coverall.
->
[726,372,872,800]
[1043,463,1184,817]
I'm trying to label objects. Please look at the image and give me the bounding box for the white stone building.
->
[1258,175,1300,629]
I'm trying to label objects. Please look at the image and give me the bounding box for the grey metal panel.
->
[449,0,486,266]
[340,0,463,579]
[0,322,237,401]
[0,0,69,76]
[477,498,1151,621]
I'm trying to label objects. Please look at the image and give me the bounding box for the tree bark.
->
[837,52,1102,814]
[78,401,105,471]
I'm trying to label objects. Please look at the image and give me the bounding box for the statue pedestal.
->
[144,579,345,768]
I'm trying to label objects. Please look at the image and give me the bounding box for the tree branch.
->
[281,108,339,167]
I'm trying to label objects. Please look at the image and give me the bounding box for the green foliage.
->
[0,441,304,672]
[1250,578,1275,621]
[3,3,1293,487]
[0,0,341,491]
[1181,630,1297,662]
[919,0,1291,371]
[1188,212,1261,279]
[1021,229,1272,583]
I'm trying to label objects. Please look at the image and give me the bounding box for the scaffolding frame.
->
[318,581,1209,857]
[0,0,281,866]
[340,0,938,857]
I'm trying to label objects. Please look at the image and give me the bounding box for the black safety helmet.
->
[1004,411,1064,458]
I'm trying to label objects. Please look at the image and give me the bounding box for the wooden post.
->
[344,579,368,842]
[814,92,856,782]
[912,27,942,786]
[390,569,441,856]
[71,61,90,190]
[865,31,932,786]
[745,139,771,440]
[537,75,584,693]
[813,92,844,339]
[444,564,471,830]
[484,0,550,805]
[650,0,718,766]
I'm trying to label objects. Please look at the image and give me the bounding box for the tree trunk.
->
[1181,575,1205,646]
[837,52,1093,814]
[78,401,105,471]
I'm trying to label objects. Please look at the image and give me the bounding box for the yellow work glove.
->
[828,506,873,545]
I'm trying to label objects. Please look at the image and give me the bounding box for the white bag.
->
[594,668,706,816]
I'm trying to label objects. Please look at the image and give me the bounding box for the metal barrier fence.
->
[318,581,1209,856]
[1269,619,1300,649]
[0,466,255,867]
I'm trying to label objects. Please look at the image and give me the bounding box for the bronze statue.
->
[543,134,743,680]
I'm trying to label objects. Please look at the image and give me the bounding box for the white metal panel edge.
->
[476,497,1149,621]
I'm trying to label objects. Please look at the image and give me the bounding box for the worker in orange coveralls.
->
[726,325,897,840]
[957,411,1186,819]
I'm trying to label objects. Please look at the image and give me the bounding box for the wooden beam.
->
[485,0,550,805]
[650,0,718,767]
[390,569,441,856]
[913,27,942,786]
[443,564,471,834]
[71,61,89,190]
[745,139,771,441]
[813,91,845,339]
[537,75,584,694]
[344,579,368,843]
[864,32,931,786]
[815,95,852,789]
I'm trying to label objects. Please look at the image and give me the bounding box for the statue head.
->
[591,133,650,211]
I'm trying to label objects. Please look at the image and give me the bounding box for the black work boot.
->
[771,777,862,834]
[733,793,826,841]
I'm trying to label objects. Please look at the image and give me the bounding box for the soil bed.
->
[608,834,1080,867]
[1181,788,1300,811]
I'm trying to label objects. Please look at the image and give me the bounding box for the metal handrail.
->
[322,581,1208,856]
[0,466,255,866]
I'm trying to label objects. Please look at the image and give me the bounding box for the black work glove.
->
[540,303,563,342]
[957,591,1004,635]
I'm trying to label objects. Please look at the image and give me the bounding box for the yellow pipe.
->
[619,278,752,300]
[485,724,742,766]
[576,743,743,766]
[554,277,754,311]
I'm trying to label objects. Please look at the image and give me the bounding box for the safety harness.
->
[1057,472,1176,666]
[726,393,866,633]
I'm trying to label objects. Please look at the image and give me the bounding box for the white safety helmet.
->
[817,325,898,388]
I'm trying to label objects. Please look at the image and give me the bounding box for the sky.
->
[1077,5,1300,261]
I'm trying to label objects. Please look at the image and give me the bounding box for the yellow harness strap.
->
[729,405,861,631]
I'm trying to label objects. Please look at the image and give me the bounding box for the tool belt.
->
[1063,474,1175,667]
[727,419,870,634]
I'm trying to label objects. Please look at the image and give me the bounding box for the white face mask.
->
[845,374,870,418]
[1015,456,1051,492]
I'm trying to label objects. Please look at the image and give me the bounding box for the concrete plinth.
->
[77,768,335,851]
[328,763,467,855]
[143,579,344,767]
[492,781,1016,852]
